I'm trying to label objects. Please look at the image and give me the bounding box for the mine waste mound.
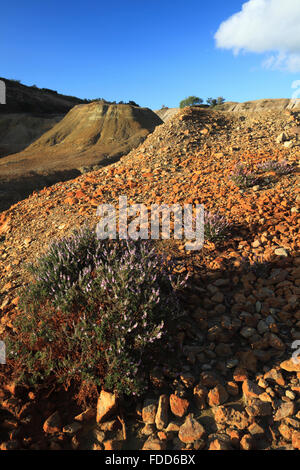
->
[216,98,300,114]
[154,99,300,122]
[0,78,86,158]
[0,101,163,211]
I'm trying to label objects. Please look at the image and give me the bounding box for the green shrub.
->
[257,159,296,175]
[207,97,226,107]
[204,211,231,242]
[6,227,187,399]
[179,96,203,108]
[229,163,260,189]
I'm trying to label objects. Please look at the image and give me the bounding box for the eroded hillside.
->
[0,102,163,211]
[0,78,86,159]
[0,106,299,451]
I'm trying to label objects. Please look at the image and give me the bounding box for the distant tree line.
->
[83,98,140,106]
[2,79,141,107]
[179,96,226,108]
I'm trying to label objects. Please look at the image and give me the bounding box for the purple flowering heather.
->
[230,163,260,188]
[257,159,296,175]
[17,226,189,397]
[204,210,231,242]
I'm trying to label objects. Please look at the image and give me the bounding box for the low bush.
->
[6,227,188,399]
[229,163,260,189]
[207,97,226,107]
[257,159,296,175]
[204,211,230,242]
[179,96,203,108]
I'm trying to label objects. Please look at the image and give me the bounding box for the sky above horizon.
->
[2,0,300,109]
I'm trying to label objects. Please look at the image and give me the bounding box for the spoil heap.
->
[0,102,162,211]
[0,77,86,158]
[0,106,299,450]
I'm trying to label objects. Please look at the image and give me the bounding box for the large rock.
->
[96,390,118,423]
[242,379,264,402]
[207,385,229,406]
[142,399,157,424]
[292,431,300,450]
[169,394,190,417]
[155,395,169,430]
[178,414,205,443]
[142,436,166,451]
[280,358,300,372]
[43,411,62,433]
[274,402,295,421]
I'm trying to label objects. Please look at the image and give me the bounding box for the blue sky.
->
[1,0,300,109]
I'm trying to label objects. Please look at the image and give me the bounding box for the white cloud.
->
[215,0,300,72]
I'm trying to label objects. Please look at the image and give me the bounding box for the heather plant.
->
[229,163,260,189]
[6,227,188,399]
[204,211,230,242]
[257,159,296,175]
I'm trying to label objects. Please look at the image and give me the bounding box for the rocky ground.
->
[0,106,299,450]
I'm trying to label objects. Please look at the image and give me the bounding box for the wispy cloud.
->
[215,0,300,72]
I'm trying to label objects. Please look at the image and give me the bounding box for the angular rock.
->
[142,436,166,450]
[43,411,62,434]
[242,379,264,402]
[278,423,293,440]
[165,422,180,432]
[213,406,249,430]
[207,384,229,407]
[169,394,189,418]
[274,402,295,421]
[141,424,156,436]
[96,390,118,423]
[280,359,300,373]
[248,422,265,436]
[142,398,157,424]
[276,132,288,143]
[155,394,169,430]
[209,437,231,450]
[240,434,254,450]
[178,414,205,443]
[245,400,272,417]
[264,368,285,386]
[75,408,96,422]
